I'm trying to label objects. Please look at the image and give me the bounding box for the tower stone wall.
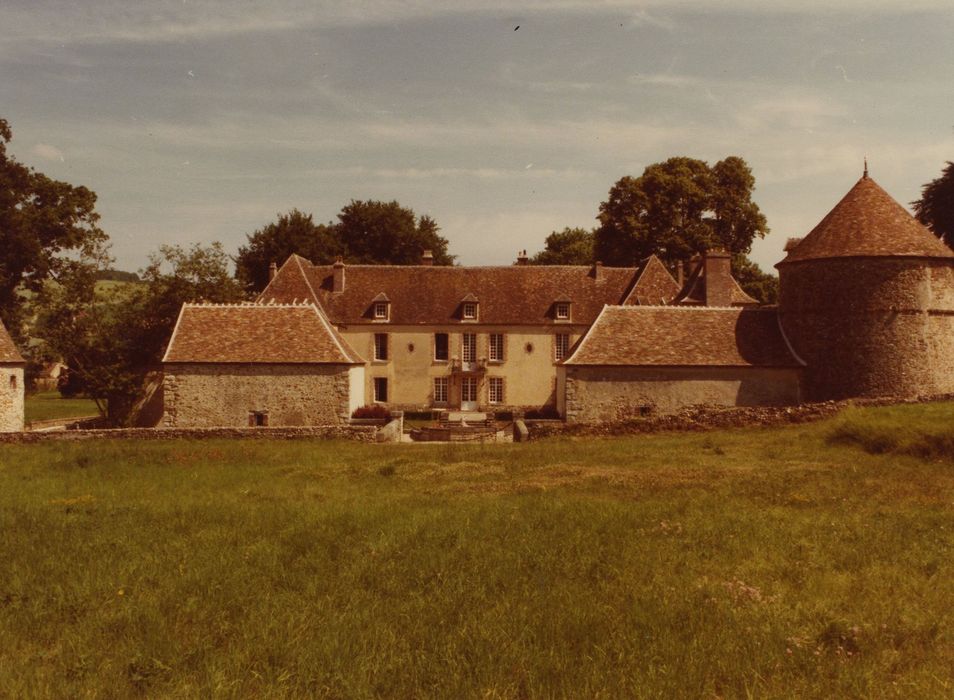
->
[778,257,954,400]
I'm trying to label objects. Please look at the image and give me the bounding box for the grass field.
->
[24,391,101,424]
[1,402,953,697]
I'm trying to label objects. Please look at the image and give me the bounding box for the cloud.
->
[628,73,699,88]
[31,143,65,162]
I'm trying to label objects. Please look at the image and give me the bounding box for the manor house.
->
[162,171,954,427]
[0,318,25,432]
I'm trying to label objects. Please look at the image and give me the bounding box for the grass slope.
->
[1,402,953,698]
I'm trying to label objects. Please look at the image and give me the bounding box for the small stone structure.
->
[0,319,25,433]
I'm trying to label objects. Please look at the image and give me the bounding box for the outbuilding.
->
[0,319,25,432]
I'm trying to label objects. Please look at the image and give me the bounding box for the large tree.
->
[0,118,109,336]
[530,227,594,265]
[912,161,954,250]
[236,200,453,292]
[594,156,768,267]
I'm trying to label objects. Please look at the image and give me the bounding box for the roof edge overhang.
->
[562,362,805,369]
[163,359,363,367]
[776,252,954,269]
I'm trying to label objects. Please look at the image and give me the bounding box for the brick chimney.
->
[333,257,345,292]
[421,249,434,266]
[516,250,529,265]
[268,261,278,281]
[591,261,603,280]
[703,249,733,306]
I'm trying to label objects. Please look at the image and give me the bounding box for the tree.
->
[912,161,954,250]
[0,117,109,337]
[236,201,454,293]
[34,242,245,424]
[235,209,341,293]
[731,254,778,305]
[530,227,595,265]
[594,156,768,267]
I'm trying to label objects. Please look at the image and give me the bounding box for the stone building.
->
[777,171,954,400]
[0,319,25,432]
[162,302,364,427]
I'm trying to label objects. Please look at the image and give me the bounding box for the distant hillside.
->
[95,268,141,283]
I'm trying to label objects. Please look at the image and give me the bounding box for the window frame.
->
[488,376,504,405]
[373,301,389,320]
[462,302,478,320]
[373,333,389,361]
[462,332,477,363]
[434,332,449,362]
[555,302,570,320]
[554,333,570,361]
[373,377,389,403]
[433,376,449,404]
[488,333,505,362]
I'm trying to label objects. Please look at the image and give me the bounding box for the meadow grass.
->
[1,402,953,698]
[24,391,101,424]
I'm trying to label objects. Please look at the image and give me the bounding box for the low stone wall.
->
[528,394,954,440]
[0,425,378,444]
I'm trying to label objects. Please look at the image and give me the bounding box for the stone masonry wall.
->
[564,366,801,423]
[779,258,954,400]
[0,365,24,433]
[0,425,378,444]
[162,363,352,428]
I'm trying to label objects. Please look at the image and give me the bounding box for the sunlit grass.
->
[24,391,100,423]
[1,402,953,697]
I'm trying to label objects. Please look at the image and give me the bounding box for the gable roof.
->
[674,258,759,306]
[260,258,652,326]
[0,319,25,364]
[620,255,683,306]
[162,303,363,364]
[563,306,802,368]
[779,174,954,265]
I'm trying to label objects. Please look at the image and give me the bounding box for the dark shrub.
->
[351,404,391,419]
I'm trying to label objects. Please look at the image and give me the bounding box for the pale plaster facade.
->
[0,365,24,432]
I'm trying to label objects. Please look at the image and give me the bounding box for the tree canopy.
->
[594,156,768,267]
[530,227,594,265]
[913,161,954,250]
[0,117,108,335]
[236,200,453,292]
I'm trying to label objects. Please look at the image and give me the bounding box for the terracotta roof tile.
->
[564,306,801,367]
[263,259,650,325]
[0,319,25,364]
[779,175,954,264]
[163,303,362,364]
[621,255,683,306]
[674,259,758,306]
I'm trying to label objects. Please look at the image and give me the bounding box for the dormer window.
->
[373,302,389,319]
[555,302,570,320]
[459,294,479,321]
[463,303,477,319]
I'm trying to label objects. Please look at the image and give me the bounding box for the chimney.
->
[675,263,684,287]
[591,260,603,280]
[333,257,345,292]
[516,250,529,265]
[268,261,278,282]
[421,249,434,266]
[703,249,733,307]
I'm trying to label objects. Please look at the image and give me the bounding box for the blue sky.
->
[2,1,952,273]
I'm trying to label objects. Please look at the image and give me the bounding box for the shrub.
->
[525,406,561,420]
[351,404,391,420]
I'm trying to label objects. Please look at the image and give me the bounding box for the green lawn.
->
[1,402,953,697]
[24,391,100,424]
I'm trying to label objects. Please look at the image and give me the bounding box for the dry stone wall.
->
[0,425,378,444]
[163,363,352,428]
[0,366,24,433]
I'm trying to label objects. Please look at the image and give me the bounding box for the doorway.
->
[460,376,478,411]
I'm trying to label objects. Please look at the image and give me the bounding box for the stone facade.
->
[561,365,801,423]
[162,363,359,428]
[0,365,24,432]
[779,258,954,400]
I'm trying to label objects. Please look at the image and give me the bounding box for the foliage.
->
[731,253,778,304]
[912,161,954,250]
[32,242,245,423]
[595,156,768,267]
[236,201,454,292]
[95,268,141,283]
[530,227,595,265]
[351,404,391,419]
[0,117,109,337]
[2,402,954,696]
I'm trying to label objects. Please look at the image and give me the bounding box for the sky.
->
[1,1,953,274]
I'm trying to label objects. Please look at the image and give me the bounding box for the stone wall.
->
[0,425,378,444]
[779,258,954,400]
[162,363,353,428]
[563,365,801,423]
[0,365,24,433]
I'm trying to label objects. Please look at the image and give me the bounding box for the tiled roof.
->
[779,175,954,265]
[674,259,759,306]
[0,319,25,364]
[621,255,683,306]
[163,303,363,364]
[261,258,653,325]
[563,306,802,367]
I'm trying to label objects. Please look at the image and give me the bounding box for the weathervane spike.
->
[863,156,868,179]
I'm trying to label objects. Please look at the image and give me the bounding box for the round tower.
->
[777,170,954,401]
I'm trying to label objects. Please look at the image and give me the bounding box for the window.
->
[374,333,388,361]
[248,411,268,427]
[434,333,449,361]
[462,333,477,363]
[9,374,15,390]
[488,377,504,404]
[555,333,570,361]
[462,302,477,320]
[433,377,448,404]
[373,301,389,319]
[555,302,570,320]
[489,333,504,362]
[374,377,388,402]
